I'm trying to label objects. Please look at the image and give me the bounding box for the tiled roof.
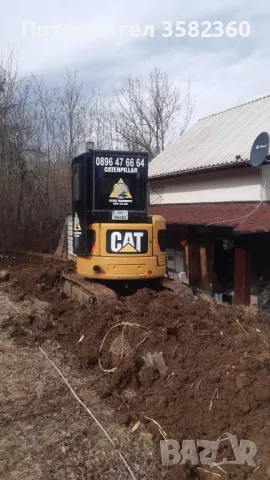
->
[148,203,270,233]
[149,94,270,178]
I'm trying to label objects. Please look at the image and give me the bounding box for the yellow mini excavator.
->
[62,148,167,305]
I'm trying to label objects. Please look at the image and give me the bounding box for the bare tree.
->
[0,53,97,251]
[0,51,37,246]
[91,92,115,149]
[112,67,195,159]
[57,69,95,161]
[0,53,194,253]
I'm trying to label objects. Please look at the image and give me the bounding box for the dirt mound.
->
[2,254,270,478]
[49,290,270,478]
[0,252,73,297]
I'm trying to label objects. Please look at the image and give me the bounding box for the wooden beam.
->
[199,245,210,291]
[234,243,250,306]
[185,245,189,273]
[188,243,200,286]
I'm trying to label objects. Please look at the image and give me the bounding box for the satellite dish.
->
[250,132,270,167]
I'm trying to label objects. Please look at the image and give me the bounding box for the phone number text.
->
[95,156,145,168]
[162,20,250,38]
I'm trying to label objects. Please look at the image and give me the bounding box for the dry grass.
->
[0,291,162,480]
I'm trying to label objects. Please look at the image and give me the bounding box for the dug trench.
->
[1,252,270,479]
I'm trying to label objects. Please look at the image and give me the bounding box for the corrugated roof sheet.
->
[149,94,270,178]
[148,203,270,233]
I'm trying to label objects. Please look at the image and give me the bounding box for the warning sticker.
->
[74,212,82,237]
[109,179,132,206]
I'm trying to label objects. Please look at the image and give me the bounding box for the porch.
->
[149,202,270,307]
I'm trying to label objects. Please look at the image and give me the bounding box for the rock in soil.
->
[0,270,9,282]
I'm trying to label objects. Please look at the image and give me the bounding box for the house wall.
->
[149,166,265,204]
[261,165,270,201]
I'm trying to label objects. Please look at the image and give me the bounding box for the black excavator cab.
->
[72,149,149,256]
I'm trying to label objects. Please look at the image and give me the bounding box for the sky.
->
[1,0,270,121]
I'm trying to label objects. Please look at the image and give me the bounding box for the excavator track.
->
[61,274,192,308]
[61,273,117,307]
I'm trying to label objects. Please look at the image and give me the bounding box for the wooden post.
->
[188,243,200,286]
[199,245,210,291]
[209,243,215,296]
[234,240,250,306]
[184,245,189,273]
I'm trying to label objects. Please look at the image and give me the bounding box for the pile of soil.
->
[2,253,270,479]
[0,290,162,480]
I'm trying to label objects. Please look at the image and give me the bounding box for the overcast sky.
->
[1,0,270,121]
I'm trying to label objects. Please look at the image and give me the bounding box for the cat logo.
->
[109,178,132,199]
[107,230,148,254]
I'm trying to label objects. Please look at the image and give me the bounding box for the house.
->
[148,95,270,307]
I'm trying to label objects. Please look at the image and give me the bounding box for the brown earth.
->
[0,254,162,480]
[1,253,270,479]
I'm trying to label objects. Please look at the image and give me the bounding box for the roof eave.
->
[149,160,250,181]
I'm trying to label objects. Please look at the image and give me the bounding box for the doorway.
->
[213,239,235,303]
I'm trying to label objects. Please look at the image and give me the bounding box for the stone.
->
[252,381,270,403]
[0,270,9,282]
[231,395,251,414]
